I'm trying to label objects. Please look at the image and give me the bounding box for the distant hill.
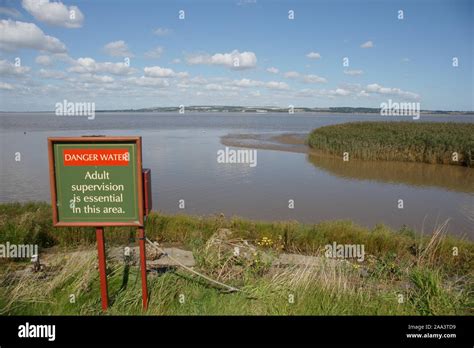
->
[96,105,474,115]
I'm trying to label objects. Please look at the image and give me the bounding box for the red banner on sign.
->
[63,149,130,166]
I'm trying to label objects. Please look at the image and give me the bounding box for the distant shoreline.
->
[1,108,473,116]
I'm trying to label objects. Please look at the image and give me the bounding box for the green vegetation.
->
[307,122,474,167]
[1,202,473,315]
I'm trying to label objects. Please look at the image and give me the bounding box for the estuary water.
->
[0,112,472,239]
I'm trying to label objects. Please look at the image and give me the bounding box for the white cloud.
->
[204,83,224,91]
[284,71,327,83]
[297,88,351,98]
[38,68,66,79]
[344,69,363,76]
[265,81,289,90]
[35,55,53,66]
[68,57,136,76]
[144,66,188,78]
[103,40,133,57]
[144,66,174,78]
[231,78,262,87]
[77,73,115,83]
[186,50,257,70]
[306,52,321,59]
[179,76,210,86]
[0,81,15,90]
[171,58,181,64]
[230,78,289,90]
[302,74,327,83]
[0,59,30,77]
[153,27,171,36]
[295,83,418,100]
[284,71,300,78]
[360,40,374,48]
[22,0,84,28]
[35,53,73,66]
[51,53,73,62]
[331,88,351,96]
[128,76,170,87]
[0,20,67,52]
[144,46,164,59]
[266,67,279,74]
[366,83,419,99]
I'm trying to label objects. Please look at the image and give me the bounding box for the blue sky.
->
[0,0,472,111]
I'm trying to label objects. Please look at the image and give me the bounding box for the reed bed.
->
[307,122,474,167]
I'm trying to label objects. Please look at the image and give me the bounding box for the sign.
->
[48,136,144,227]
[48,136,149,311]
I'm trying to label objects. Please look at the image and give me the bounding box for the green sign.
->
[48,137,144,226]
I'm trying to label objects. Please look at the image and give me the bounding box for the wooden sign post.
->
[48,136,150,311]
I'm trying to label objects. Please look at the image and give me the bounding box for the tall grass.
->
[0,202,472,315]
[1,203,472,275]
[307,122,474,167]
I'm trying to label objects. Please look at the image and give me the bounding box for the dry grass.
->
[1,248,97,314]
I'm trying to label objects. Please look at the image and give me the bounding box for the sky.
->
[0,0,472,111]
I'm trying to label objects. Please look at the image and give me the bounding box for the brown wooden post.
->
[96,227,109,311]
[138,227,149,310]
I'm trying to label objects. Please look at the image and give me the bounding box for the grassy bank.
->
[1,202,473,315]
[307,122,474,167]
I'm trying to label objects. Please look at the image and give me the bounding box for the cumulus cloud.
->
[35,53,73,66]
[0,20,67,52]
[153,27,171,36]
[366,83,419,99]
[231,78,262,88]
[38,68,66,79]
[331,88,351,96]
[0,59,30,77]
[0,81,15,90]
[22,0,84,28]
[128,76,170,87]
[144,46,164,59]
[302,74,327,83]
[297,88,351,98]
[344,69,363,76]
[230,78,289,90]
[284,71,300,78]
[266,67,279,74]
[77,73,115,84]
[144,66,188,78]
[360,40,374,48]
[35,55,53,66]
[204,83,224,91]
[284,71,327,83]
[103,40,133,57]
[306,52,321,59]
[265,81,289,90]
[296,83,419,100]
[68,57,136,76]
[186,50,257,70]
